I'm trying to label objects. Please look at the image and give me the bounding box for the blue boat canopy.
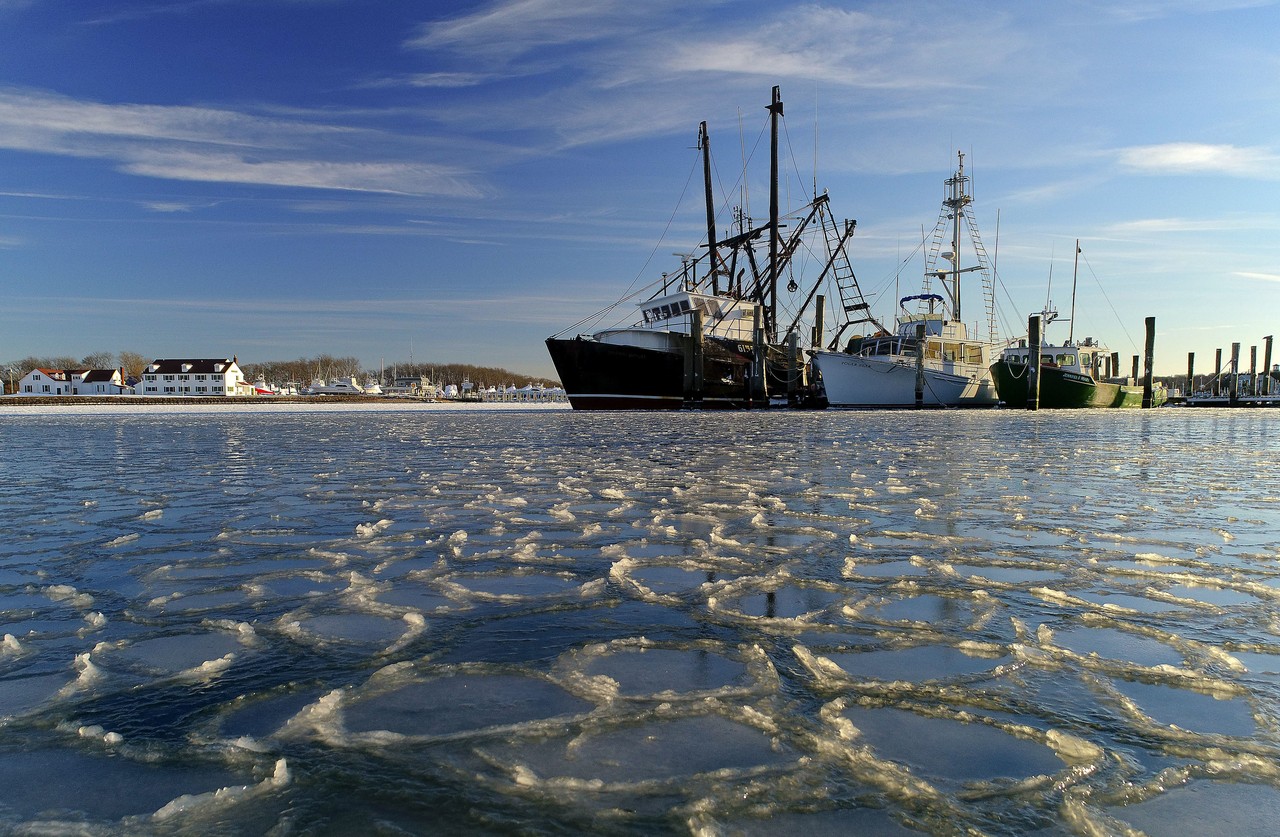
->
[900,293,944,307]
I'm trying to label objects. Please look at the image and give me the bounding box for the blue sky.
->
[2,0,1278,378]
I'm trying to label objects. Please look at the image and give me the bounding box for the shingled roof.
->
[144,358,238,374]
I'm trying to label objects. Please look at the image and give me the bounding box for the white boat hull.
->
[812,351,998,407]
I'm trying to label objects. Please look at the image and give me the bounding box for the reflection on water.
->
[1,405,1279,834]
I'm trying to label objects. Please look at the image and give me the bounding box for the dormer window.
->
[181,364,192,373]
[214,364,225,373]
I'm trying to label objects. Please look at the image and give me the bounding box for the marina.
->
[2,404,1278,833]
[5,5,1280,835]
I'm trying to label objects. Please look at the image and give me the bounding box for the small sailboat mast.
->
[1068,238,1080,344]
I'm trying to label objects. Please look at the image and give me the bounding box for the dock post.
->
[914,323,926,407]
[1186,352,1195,398]
[1131,356,1139,385]
[747,307,757,409]
[813,294,825,349]
[1230,342,1241,405]
[1142,317,1156,408]
[1214,348,1223,396]
[1110,352,1120,381]
[1250,345,1258,397]
[1264,336,1274,396]
[1027,314,1041,411]
[685,309,704,407]
[787,330,800,403]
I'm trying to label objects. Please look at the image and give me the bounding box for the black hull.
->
[546,336,763,410]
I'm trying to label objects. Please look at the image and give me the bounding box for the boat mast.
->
[767,85,782,342]
[699,122,721,296]
[944,151,971,323]
[1068,238,1080,344]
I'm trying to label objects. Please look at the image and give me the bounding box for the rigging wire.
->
[549,148,702,339]
[1079,248,1140,353]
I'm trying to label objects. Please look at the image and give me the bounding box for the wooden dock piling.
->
[1027,314,1041,411]
[685,309,704,406]
[812,294,825,349]
[1142,317,1156,408]
[1264,336,1274,396]
[1230,342,1241,405]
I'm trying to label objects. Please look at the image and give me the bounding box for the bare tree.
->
[118,350,150,379]
[80,351,116,369]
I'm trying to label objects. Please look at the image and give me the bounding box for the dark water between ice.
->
[2,404,1279,835]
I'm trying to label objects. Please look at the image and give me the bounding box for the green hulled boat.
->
[993,239,1165,409]
[990,340,1165,408]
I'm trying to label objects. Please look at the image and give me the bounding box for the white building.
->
[136,357,253,397]
[17,367,127,396]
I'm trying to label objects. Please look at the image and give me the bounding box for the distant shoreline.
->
[2,394,428,406]
[0,395,571,413]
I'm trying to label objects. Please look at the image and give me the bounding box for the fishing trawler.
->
[990,333,1160,408]
[545,87,860,410]
[990,242,1166,408]
[809,153,1002,407]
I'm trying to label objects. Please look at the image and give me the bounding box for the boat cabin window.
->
[1079,351,1091,366]
[643,298,693,323]
[1059,354,1076,366]
[1041,355,1054,365]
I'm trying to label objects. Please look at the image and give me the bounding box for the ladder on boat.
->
[820,202,883,351]
[920,200,999,343]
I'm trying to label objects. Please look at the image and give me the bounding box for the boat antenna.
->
[738,107,749,223]
[1045,242,1055,312]
[812,85,819,197]
[1068,238,1080,344]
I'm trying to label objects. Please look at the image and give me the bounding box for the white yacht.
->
[810,152,1002,408]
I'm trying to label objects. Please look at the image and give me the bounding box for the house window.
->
[33,373,41,380]
[42,385,49,392]
[164,375,174,381]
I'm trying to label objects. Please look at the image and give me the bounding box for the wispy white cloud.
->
[0,87,485,197]
[1234,271,1280,283]
[357,72,494,90]
[400,2,1029,156]
[407,0,664,59]
[122,151,482,196]
[142,201,199,213]
[1091,0,1277,22]
[1116,142,1280,176]
[1105,215,1280,233]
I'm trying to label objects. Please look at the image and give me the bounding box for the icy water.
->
[2,403,1279,835]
